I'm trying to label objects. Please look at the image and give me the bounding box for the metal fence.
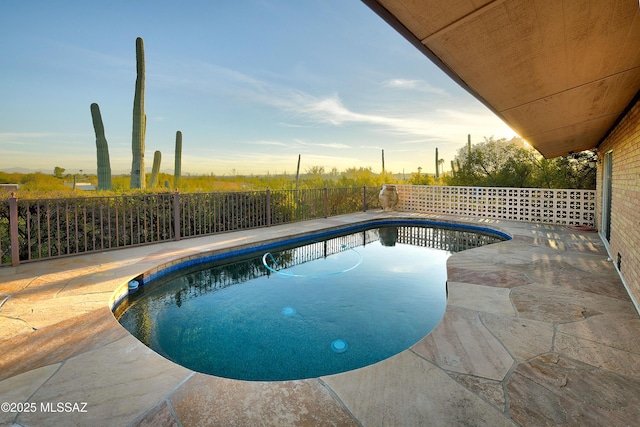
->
[0,186,379,266]
[0,185,597,267]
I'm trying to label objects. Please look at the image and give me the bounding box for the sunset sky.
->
[0,0,517,176]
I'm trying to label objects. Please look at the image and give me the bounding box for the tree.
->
[445,136,596,189]
[53,167,66,178]
[530,152,596,189]
[446,136,532,186]
[409,173,434,185]
[338,167,381,187]
[302,166,326,188]
[306,165,325,175]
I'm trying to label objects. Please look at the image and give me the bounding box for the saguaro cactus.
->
[174,131,182,189]
[90,103,112,190]
[130,37,146,189]
[150,150,161,187]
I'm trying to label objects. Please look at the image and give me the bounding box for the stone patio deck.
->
[1,211,640,426]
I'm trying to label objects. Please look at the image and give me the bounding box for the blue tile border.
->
[112,218,511,310]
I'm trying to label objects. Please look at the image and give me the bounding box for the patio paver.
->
[1,211,640,426]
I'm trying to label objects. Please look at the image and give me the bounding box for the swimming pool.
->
[116,220,507,381]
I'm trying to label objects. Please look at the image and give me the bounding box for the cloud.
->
[288,94,437,137]
[382,78,449,96]
[277,122,307,128]
[289,94,373,126]
[270,91,513,149]
[246,140,289,147]
[153,59,442,135]
[294,139,350,149]
[151,58,514,154]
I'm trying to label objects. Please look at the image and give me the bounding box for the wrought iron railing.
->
[0,185,597,267]
[0,186,379,266]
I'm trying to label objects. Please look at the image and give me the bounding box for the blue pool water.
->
[116,224,505,381]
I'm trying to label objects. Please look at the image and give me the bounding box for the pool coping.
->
[114,217,509,381]
[2,210,640,426]
[111,217,512,311]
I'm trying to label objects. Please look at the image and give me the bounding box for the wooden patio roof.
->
[362,0,640,158]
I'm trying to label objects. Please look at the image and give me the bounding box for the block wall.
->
[395,185,595,225]
[596,97,640,309]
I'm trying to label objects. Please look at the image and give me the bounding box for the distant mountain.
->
[0,167,45,174]
[0,167,167,176]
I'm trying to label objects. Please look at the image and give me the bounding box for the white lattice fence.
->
[394,185,596,226]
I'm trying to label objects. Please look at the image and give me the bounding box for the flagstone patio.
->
[2,211,639,426]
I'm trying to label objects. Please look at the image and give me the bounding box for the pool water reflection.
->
[117,225,504,381]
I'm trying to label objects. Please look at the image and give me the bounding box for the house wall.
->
[596,98,640,309]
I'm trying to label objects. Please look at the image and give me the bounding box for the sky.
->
[0,0,517,177]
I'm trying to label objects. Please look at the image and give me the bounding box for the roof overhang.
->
[362,0,640,158]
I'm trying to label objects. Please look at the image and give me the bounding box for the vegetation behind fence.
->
[0,184,597,267]
[0,186,380,266]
